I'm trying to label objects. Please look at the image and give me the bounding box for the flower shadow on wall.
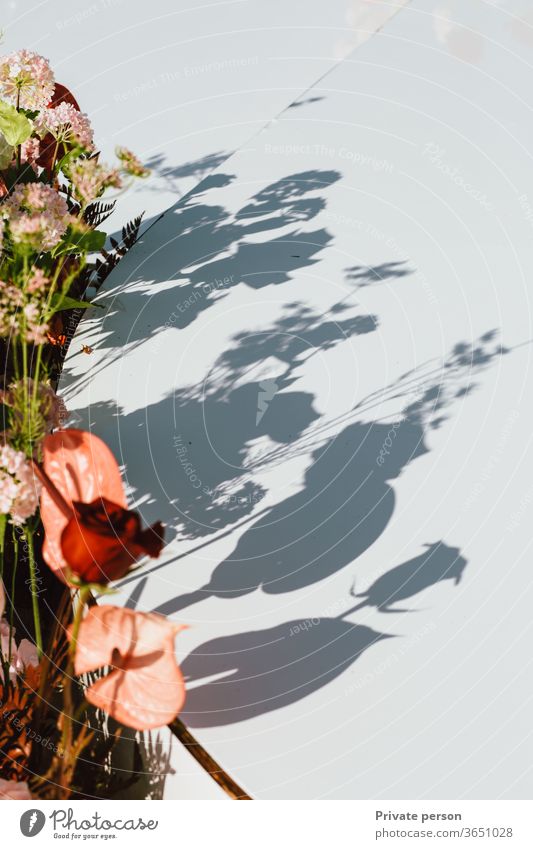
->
[144,330,505,616]
[178,541,467,727]
[142,150,231,195]
[167,335,508,727]
[181,617,392,727]
[63,167,345,399]
[70,294,385,542]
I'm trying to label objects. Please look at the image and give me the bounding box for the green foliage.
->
[50,293,99,312]
[0,99,32,145]
[0,131,12,168]
[54,225,107,256]
[19,108,39,120]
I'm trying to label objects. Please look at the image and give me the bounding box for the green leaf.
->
[54,225,107,256]
[75,228,107,252]
[0,131,12,169]
[50,293,102,311]
[0,99,32,146]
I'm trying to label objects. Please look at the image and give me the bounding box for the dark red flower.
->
[49,82,81,111]
[35,133,59,173]
[61,497,164,584]
[39,429,165,585]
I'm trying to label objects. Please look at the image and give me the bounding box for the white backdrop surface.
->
[6,0,533,799]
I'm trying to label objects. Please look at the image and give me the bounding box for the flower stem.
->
[70,585,90,657]
[9,525,18,666]
[168,717,252,800]
[26,526,43,657]
[50,140,60,178]
[16,89,21,169]
[21,254,31,450]
[0,513,6,587]
[0,514,7,684]
[57,586,92,796]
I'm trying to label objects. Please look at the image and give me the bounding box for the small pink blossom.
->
[22,303,49,344]
[0,444,41,524]
[0,281,23,339]
[16,637,39,669]
[20,136,41,167]
[0,49,54,110]
[37,102,94,150]
[0,279,49,344]
[26,268,49,294]
[67,157,122,207]
[2,183,70,250]
[0,779,32,800]
[0,619,39,684]
[115,146,150,178]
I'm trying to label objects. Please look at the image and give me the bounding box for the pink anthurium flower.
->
[38,429,163,584]
[72,605,186,730]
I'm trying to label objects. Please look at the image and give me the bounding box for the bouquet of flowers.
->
[0,50,249,801]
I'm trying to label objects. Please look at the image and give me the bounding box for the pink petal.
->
[85,650,186,730]
[73,605,186,731]
[0,779,32,799]
[41,429,127,581]
[16,638,39,669]
[73,605,184,672]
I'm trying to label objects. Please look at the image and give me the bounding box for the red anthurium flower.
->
[36,133,59,173]
[49,82,81,111]
[39,429,164,584]
[62,497,163,584]
[72,605,186,730]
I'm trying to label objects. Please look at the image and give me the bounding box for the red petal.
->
[61,499,142,583]
[137,521,165,558]
[41,429,127,582]
[49,82,81,111]
[36,133,59,172]
[60,499,164,583]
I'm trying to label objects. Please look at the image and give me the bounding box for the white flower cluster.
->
[0,444,41,524]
